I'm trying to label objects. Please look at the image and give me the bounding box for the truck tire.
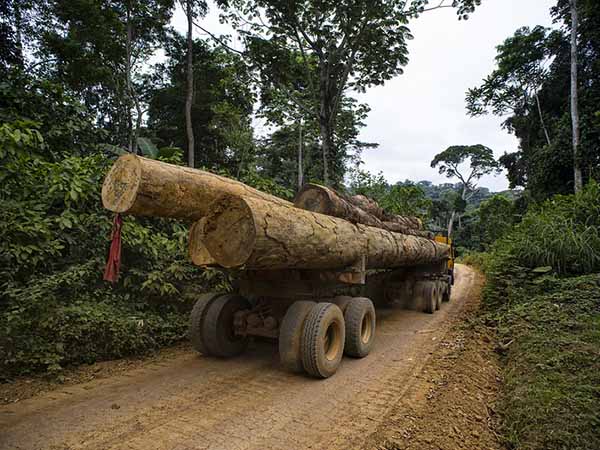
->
[443,283,451,302]
[279,301,316,373]
[203,294,251,357]
[189,292,222,355]
[301,303,345,378]
[435,283,442,310]
[415,281,436,314]
[344,297,376,358]
[331,295,353,312]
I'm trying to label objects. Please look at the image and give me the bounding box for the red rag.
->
[103,214,123,283]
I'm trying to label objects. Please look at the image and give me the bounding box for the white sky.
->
[171,0,557,192]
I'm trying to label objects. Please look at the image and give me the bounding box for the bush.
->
[0,120,229,377]
[479,184,600,450]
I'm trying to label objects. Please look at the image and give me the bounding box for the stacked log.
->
[101,154,291,221]
[193,194,448,271]
[294,184,432,239]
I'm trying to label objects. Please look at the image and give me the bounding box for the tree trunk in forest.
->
[125,1,134,153]
[195,194,449,270]
[534,92,551,146]
[570,0,583,193]
[185,0,195,168]
[101,154,291,220]
[297,119,303,190]
[295,184,427,236]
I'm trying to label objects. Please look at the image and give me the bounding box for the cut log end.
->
[203,195,257,268]
[189,218,218,267]
[101,154,142,213]
[294,184,332,216]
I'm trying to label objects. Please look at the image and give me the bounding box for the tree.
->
[569,0,582,192]
[466,26,555,146]
[183,0,207,167]
[220,0,480,185]
[431,144,499,237]
[147,36,255,172]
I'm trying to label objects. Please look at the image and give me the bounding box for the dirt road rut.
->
[1,265,479,450]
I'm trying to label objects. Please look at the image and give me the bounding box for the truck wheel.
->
[331,295,353,312]
[189,292,222,355]
[435,284,442,310]
[416,281,436,314]
[301,303,345,378]
[443,281,451,302]
[279,301,316,373]
[203,294,251,357]
[344,297,376,358]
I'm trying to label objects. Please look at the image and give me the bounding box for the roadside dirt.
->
[0,264,502,450]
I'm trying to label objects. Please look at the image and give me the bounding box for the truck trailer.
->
[102,154,454,378]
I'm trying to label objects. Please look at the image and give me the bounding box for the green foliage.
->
[487,182,600,275]
[379,183,432,220]
[477,182,600,450]
[0,116,224,378]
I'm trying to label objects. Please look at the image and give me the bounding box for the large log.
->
[101,154,291,221]
[194,194,449,270]
[349,194,423,230]
[294,183,430,238]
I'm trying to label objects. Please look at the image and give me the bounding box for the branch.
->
[191,19,244,55]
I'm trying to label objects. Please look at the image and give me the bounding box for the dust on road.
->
[0,265,488,450]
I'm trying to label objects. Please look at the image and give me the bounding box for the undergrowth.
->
[477,183,600,450]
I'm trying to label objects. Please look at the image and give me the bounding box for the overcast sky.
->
[171,0,557,192]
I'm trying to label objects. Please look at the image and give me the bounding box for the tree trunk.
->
[101,154,291,220]
[185,0,195,168]
[534,92,551,146]
[319,60,333,186]
[295,184,427,236]
[297,119,303,190]
[570,0,583,192]
[125,2,134,153]
[195,194,449,270]
[447,210,456,238]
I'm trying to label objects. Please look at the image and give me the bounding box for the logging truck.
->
[102,155,454,378]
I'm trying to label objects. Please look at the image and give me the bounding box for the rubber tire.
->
[331,295,353,312]
[203,294,250,358]
[189,293,222,355]
[301,303,345,378]
[344,297,376,358]
[443,283,451,302]
[435,284,442,310]
[279,301,316,373]
[416,282,436,314]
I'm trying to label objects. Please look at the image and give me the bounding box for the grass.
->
[484,272,600,450]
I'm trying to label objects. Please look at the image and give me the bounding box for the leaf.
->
[136,137,159,158]
[532,266,553,274]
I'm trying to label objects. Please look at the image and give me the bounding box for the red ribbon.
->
[103,214,123,283]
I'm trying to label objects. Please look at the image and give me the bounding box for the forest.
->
[0,0,599,449]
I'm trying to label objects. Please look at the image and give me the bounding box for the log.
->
[294,183,429,238]
[189,218,217,267]
[349,194,423,230]
[294,183,387,229]
[102,154,291,221]
[194,194,449,270]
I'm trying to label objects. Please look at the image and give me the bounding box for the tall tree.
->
[570,0,582,192]
[182,0,207,167]
[431,145,498,237]
[220,0,480,185]
[466,26,555,146]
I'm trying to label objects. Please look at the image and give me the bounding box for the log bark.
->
[295,184,429,237]
[102,154,291,220]
[194,194,449,271]
[349,194,423,229]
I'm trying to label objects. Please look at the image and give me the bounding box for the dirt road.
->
[0,265,483,450]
